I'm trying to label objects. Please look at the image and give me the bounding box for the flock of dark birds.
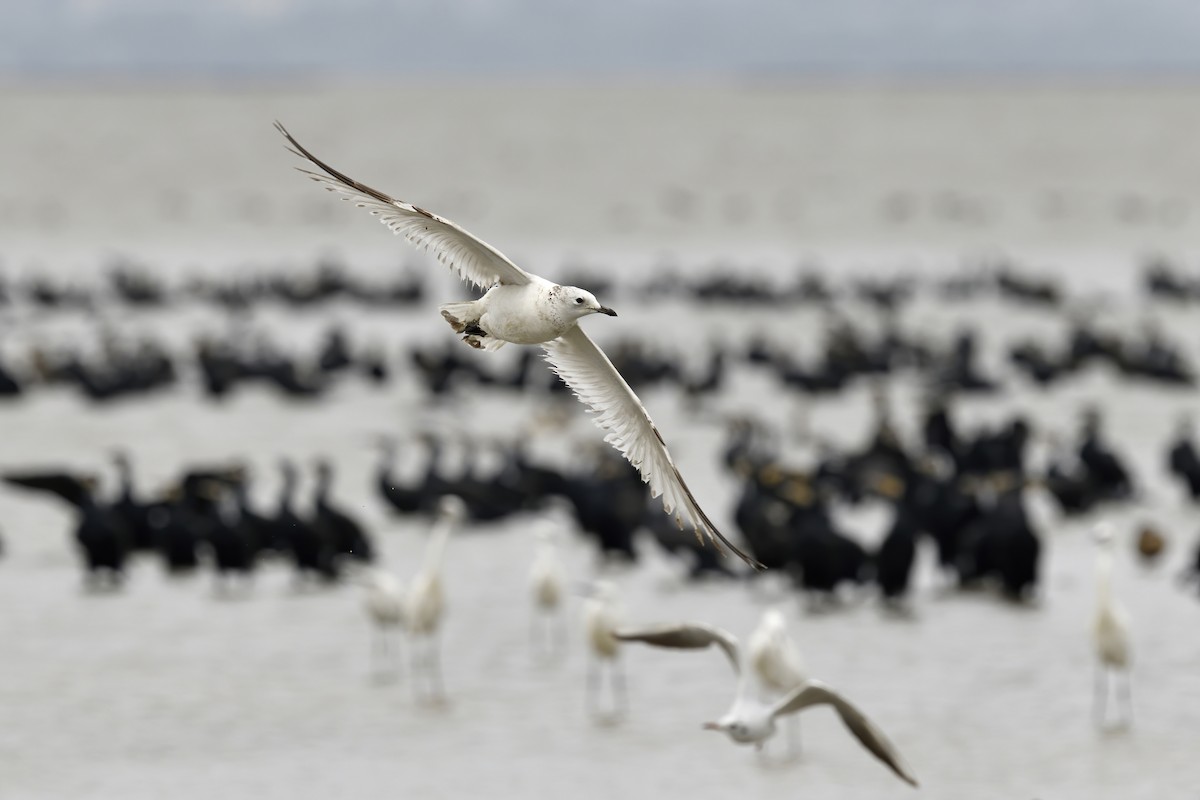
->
[3,392,1200,606]
[2,255,1200,403]
[1,453,374,591]
[4,254,1200,612]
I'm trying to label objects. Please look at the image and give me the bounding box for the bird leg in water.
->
[428,636,446,701]
[1093,666,1109,728]
[389,630,405,677]
[411,639,431,700]
[611,657,629,716]
[530,611,552,660]
[586,658,626,718]
[585,659,601,715]
[531,609,569,662]
[786,715,802,758]
[372,628,402,680]
[553,611,568,658]
[529,613,541,658]
[1117,669,1134,727]
[410,636,446,702]
[371,630,384,675]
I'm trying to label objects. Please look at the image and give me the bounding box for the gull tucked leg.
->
[439,301,481,334]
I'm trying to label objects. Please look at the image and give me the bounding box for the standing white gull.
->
[583,580,627,719]
[275,122,761,570]
[529,527,568,661]
[1091,522,1133,729]
[747,608,808,756]
[615,621,918,787]
[405,495,467,703]
[358,567,407,679]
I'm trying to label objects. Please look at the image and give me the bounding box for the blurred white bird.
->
[359,567,407,678]
[405,495,467,702]
[276,122,761,571]
[616,621,917,787]
[583,580,626,718]
[1092,523,1133,728]
[529,527,568,661]
[747,608,808,756]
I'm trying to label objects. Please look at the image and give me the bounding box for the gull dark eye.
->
[575,297,584,304]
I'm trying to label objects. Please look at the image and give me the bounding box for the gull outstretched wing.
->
[771,679,918,787]
[615,622,742,676]
[543,326,763,569]
[276,122,532,290]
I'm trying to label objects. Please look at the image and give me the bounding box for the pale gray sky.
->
[4,0,1200,78]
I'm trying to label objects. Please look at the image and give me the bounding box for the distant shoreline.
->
[4,68,1200,93]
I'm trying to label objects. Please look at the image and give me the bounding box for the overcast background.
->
[5,0,1200,79]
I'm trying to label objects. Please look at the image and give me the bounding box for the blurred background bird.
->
[1092,523,1134,729]
[583,580,626,720]
[529,525,568,662]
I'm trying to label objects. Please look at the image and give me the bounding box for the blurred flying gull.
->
[276,122,761,569]
[616,621,918,786]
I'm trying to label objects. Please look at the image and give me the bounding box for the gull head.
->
[758,607,788,636]
[533,523,562,546]
[702,718,757,744]
[437,494,468,521]
[554,285,617,320]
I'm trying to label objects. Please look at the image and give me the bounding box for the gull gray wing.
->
[276,122,532,290]
[543,326,763,569]
[771,679,918,787]
[615,622,742,676]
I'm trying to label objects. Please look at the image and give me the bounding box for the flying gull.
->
[275,122,761,570]
[616,621,918,786]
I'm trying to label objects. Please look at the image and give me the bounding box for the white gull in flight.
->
[275,122,761,569]
[616,621,918,787]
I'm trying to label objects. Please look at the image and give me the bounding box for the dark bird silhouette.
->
[1167,418,1200,501]
[270,459,338,584]
[1181,536,1200,595]
[731,463,801,575]
[205,484,259,594]
[375,436,425,515]
[874,477,920,610]
[153,468,241,576]
[0,354,21,397]
[317,326,354,373]
[957,474,1041,602]
[1077,410,1134,503]
[792,501,870,610]
[109,451,158,552]
[312,459,373,564]
[229,469,276,558]
[556,450,646,564]
[2,470,129,589]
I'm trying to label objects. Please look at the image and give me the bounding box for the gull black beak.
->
[597,306,617,317]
